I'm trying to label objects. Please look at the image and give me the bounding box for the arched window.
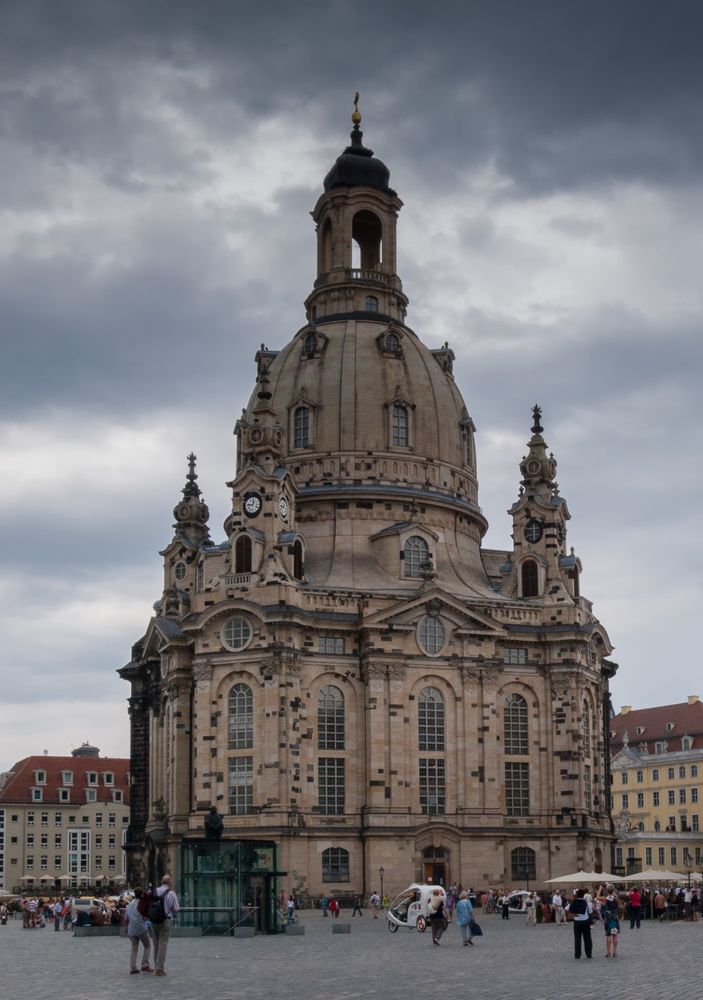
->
[504,694,529,755]
[391,403,409,447]
[385,331,400,352]
[228,683,253,749]
[582,701,591,757]
[521,559,539,597]
[292,539,304,580]
[403,535,428,577]
[318,685,344,750]
[365,295,379,312]
[511,847,536,881]
[304,332,317,355]
[352,210,382,269]
[418,687,445,751]
[294,406,310,449]
[235,535,252,574]
[322,847,349,882]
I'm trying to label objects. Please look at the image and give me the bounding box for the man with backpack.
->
[148,874,180,976]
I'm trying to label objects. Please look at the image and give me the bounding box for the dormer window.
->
[85,789,97,803]
[31,788,43,802]
[34,770,46,785]
[391,403,408,447]
[87,772,98,786]
[636,727,645,735]
[385,332,400,353]
[682,736,693,751]
[103,772,114,786]
[521,559,539,598]
[654,741,666,753]
[294,406,311,449]
[235,534,253,574]
[303,331,317,356]
[61,771,73,786]
[112,789,123,803]
[403,536,429,578]
[666,722,675,732]
[365,295,379,312]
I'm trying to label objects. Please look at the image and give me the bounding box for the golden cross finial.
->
[352,91,361,125]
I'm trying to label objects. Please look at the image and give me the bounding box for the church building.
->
[119,103,617,923]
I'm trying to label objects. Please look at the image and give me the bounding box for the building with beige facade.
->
[610,697,703,876]
[0,744,130,894]
[118,104,617,928]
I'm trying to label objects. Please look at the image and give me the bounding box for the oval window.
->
[221,616,253,651]
[174,561,187,581]
[417,616,445,656]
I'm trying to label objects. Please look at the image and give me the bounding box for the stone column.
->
[167,676,193,830]
[362,659,389,814]
[387,663,407,812]
[192,660,214,813]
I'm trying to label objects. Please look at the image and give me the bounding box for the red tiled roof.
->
[0,755,130,806]
[610,700,703,753]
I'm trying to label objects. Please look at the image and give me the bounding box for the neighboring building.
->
[610,696,703,875]
[0,744,130,894]
[119,103,617,920]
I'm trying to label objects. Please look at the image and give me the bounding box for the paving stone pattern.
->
[1,911,701,1000]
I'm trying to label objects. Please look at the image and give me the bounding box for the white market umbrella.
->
[544,870,622,885]
[620,869,687,883]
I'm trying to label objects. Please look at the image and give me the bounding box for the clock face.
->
[524,518,543,543]
[243,492,262,517]
[526,459,541,475]
[278,496,289,519]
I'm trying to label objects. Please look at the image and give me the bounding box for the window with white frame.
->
[61,771,73,786]
[228,683,254,749]
[417,615,445,655]
[502,647,528,665]
[85,789,97,803]
[319,637,345,655]
[419,758,445,815]
[322,847,350,882]
[228,757,254,815]
[403,536,429,578]
[293,406,311,449]
[418,687,445,752]
[318,758,345,815]
[504,694,529,756]
[318,686,345,751]
[391,403,409,447]
[505,762,530,816]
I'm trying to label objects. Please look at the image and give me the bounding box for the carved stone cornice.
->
[360,658,393,682]
[167,677,192,701]
[193,660,213,683]
[260,643,301,682]
[459,658,502,686]
[387,662,407,682]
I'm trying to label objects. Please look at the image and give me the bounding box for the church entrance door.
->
[421,845,448,886]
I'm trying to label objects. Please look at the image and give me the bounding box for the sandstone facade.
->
[119,106,617,906]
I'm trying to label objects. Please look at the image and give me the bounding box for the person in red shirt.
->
[628,887,642,929]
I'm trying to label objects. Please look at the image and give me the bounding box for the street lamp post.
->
[379,866,385,907]
[684,850,693,890]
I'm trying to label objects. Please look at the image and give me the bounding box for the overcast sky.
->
[2,0,702,769]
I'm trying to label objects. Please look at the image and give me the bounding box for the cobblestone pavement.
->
[1,911,701,1000]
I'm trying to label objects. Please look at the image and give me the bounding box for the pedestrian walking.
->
[370,891,380,918]
[352,896,363,917]
[628,886,642,929]
[567,889,593,959]
[148,874,180,977]
[552,891,566,924]
[328,896,340,918]
[286,895,296,925]
[455,890,474,946]
[321,895,329,917]
[126,888,154,974]
[428,888,447,946]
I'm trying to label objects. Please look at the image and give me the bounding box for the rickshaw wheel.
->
[388,920,398,932]
[416,916,426,933]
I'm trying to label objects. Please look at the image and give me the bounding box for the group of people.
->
[124,875,180,976]
[427,888,477,947]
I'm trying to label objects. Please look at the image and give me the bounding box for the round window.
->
[221,616,253,651]
[417,616,445,656]
[174,561,187,581]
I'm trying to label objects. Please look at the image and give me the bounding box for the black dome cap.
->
[323,124,395,194]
